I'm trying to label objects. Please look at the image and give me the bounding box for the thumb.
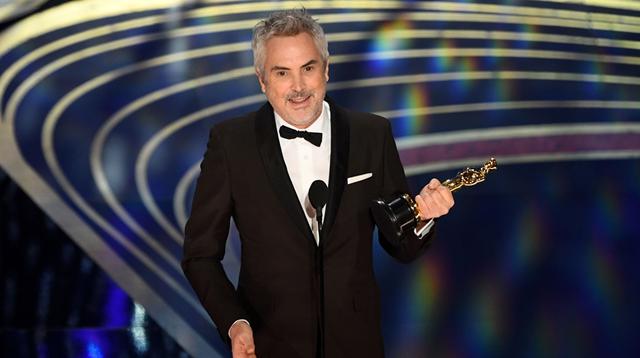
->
[427,178,440,189]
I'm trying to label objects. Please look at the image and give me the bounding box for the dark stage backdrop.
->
[1,1,639,357]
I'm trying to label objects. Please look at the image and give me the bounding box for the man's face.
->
[257,32,329,129]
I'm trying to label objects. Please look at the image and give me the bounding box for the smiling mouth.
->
[288,95,311,106]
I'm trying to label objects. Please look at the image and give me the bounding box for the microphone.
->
[309,180,328,232]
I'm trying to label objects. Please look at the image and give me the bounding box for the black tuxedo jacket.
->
[182,98,434,357]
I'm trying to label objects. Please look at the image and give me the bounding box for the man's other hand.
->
[415,178,454,220]
[229,321,256,358]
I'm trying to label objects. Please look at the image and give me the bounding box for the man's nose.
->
[291,74,305,92]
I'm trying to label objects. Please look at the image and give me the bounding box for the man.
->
[182,9,454,358]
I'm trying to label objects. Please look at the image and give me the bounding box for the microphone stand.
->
[309,180,327,358]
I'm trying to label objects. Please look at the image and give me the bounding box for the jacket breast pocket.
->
[335,173,377,224]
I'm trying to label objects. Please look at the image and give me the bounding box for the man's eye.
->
[304,66,314,72]
[277,71,287,77]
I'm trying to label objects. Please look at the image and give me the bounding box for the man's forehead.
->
[264,34,322,66]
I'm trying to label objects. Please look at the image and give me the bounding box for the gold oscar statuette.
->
[371,158,498,239]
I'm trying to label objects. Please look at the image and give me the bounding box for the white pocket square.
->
[347,172,372,184]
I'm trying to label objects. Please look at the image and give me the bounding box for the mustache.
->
[286,90,313,101]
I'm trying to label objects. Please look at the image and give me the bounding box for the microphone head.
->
[309,180,328,209]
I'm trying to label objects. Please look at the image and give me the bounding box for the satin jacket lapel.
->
[254,102,315,242]
[321,98,349,243]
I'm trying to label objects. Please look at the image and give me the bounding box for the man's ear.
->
[324,60,330,82]
[256,68,266,92]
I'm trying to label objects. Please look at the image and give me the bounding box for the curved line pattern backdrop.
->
[1,1,639,357]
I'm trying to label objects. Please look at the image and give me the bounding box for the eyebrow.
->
[270,65,290,72]
[270,60,319,72]
[300,60,318,68]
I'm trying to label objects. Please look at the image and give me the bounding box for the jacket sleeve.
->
[181,125,248,343]
[376,119,435,263]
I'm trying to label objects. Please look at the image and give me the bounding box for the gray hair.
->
[252,8,329,75]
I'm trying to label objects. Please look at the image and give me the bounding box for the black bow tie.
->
[279,125,322,147]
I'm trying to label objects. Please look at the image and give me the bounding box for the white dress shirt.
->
[275,101,331,245]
